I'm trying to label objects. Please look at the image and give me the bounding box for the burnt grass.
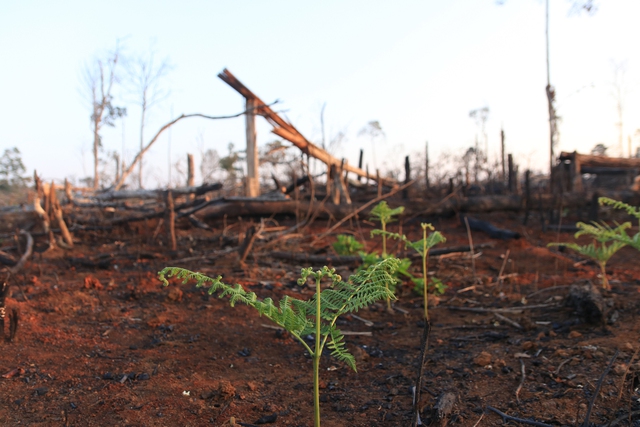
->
[1,212,640,426]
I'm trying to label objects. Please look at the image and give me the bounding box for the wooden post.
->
[330,165,340,205]
[523,170,531,225]
[339,159,351,205]
[357,149,364,183]
[376,169,382,198]
[245,97,260,197]
[425,141,430,190]
[64,179,72,204]
[165,191,177,251]
[508,154,515,193]
[403,156,410,200]
[187,153,195,187]
[114,153,120,184]
[500,128,506,182]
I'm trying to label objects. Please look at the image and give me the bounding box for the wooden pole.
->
[403,156,411,200]
[500,128,506,182]
[357,149,364,183]
[425,141,430,190]
[376,169,382,198]
[331,165,340,205]
[165,191,177,251]
[508,154,514,193]
[523,170,531,225]
[245,97,260,197]
[187,153,195,188]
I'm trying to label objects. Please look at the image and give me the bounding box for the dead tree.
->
[82,42,126,190]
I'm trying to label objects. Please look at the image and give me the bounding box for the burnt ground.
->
[1,210,640,427]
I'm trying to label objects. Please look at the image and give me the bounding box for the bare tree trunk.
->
[139,100,146,189]
[187,153,195,187]
[93,121,100,190]
[245,98,259,197]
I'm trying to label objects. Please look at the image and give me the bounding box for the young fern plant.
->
[332,234,364,256]
[158,257,400,427]
[369,201,404,310]
[373,223,446,321]
[599,197,640,250]
[369,201,405,257]
[548,221,630,290]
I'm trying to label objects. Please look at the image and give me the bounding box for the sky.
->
[1,0,639,189]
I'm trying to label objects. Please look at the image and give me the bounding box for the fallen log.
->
[93,182,222,200]
[270,243,496,266]
[461,215,520,240]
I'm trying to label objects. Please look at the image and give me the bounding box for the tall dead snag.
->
[245,97,260,197]
[217,69,395,203]
[187,153,195,186]
[82,42,126,190]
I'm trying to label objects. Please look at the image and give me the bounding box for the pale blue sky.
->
[1,1,639,187]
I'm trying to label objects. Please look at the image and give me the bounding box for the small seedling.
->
[332,234,364,256]
[369,201,404,257]
[159,257,400,427]
[369,201,405,310]
[373,223,446,320]
[549,221,630,290]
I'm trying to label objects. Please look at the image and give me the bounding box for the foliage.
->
[369,201,404,257]
[159,258,400,427]
[373,223,446,320]
[598,197,640,251]
[0,148,29,190]
[332,234,364,256]
[548,220,630,290]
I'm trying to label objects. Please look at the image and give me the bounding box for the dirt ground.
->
[1,208,639,427]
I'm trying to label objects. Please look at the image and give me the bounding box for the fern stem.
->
[314,276,322,427]
[422,234,429,322]
[600,262,610,290]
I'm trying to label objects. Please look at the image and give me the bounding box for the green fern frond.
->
[372,227,446,256]
[599,197,640,219]
[159,257,399,372]
[369,201,404,224]
[327,328,356,371]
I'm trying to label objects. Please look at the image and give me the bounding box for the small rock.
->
[34,387,49,396]
[218,380,236,399]
[568,330,582,339]
[353,346,369,364]
[246,381,258,391]
[167,287,183,302]
[554,349,570,358]
[238,348,251,357]
[494,359,506,368]
[254,414,278,424]
[473,351,492,366]
[613,363,628,376]
[84,276,103,290]
[522,341,537,351]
